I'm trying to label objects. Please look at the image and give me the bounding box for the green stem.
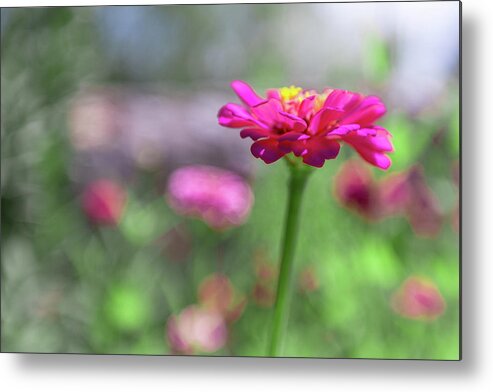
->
[269,164,311,356]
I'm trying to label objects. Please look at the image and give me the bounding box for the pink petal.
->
[278,138,307,156]
[251,99,284,127]
[354,128,394,151]
[240,128,269,140]
[341,95,386,126]
[279,137,341,167]
[328,124,361,136]
[351,145,392,170]
[278,112,307,132]
[248,100,307,133]
[231,80,265,107]
[367,135,394,151]
[250,138,285,164]
[308,106,345,134]
[217,103,263,128]
[266,89,281,101]
[301,138,341,167]
[278,132,310,142]
[298,96,316,118]
[324,90,363,112]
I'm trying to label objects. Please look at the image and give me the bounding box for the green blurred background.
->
[1,2,459,359]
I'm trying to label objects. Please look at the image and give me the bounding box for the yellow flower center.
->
[279,85,303,102]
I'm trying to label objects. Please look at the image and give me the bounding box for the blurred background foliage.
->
[1,3,459,359]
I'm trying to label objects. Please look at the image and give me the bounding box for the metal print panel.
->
[0,1,461,360]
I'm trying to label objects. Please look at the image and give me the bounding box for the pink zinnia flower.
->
[166,305,227,355]
[82,179,126,225]
[334,160,381,220]
[198,273,246,323]
[166,165,254,229]
[334,161,442,237]
[380,166,442,237]
[218,80,393,168]
[391,276,446,321]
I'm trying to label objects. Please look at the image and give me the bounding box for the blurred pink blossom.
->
[391,276,446,321]
[166,165,253,229]
[334,160,381,220]
[166,305,227,355]
[82,180,126,225]
[334,161,442,237]
[198,273,246,323]
[381,167,442,237]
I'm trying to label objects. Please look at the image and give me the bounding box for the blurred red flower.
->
[81,179,126,225]
[391,276,446,321]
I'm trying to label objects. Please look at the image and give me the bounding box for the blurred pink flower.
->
[334,160,381,220]
[381,167,442,237]
[218,80,393,168]
[166,165,253,229]
[391,276,446,321]
[198,273,246,323]
[82,180,126,225]
[166,305,227,355]
[334,161,442,237]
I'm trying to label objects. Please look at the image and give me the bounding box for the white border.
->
[2,1,492,391]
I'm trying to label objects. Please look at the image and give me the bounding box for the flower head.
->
[218,80,393,168]
[380,166,442,237]
[198,273,246,323]
[166,305,227,355]
[391,276,446,321]
[334,160,381,220]
[334,161,442,236]
[166,165,254,229]
[82,179,126,225]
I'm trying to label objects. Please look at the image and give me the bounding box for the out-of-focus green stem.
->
[269,163,311,356]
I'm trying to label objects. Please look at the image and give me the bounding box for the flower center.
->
[279,85,303,102]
